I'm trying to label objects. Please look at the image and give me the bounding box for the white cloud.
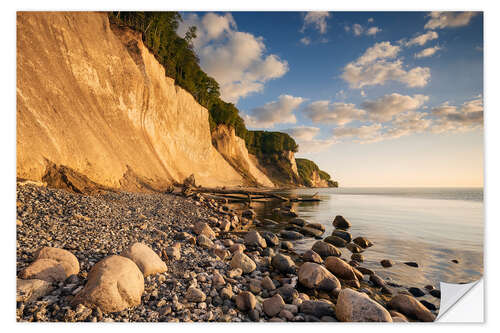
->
[425,11,479,30]
[383,111,432,139]
[341,41,430,88]
[300,37,311,45]
[302,12,331,34]
[334,123,383,140]
[297,138,337,153]
[243,95,305,128]
[302,101,366,125]
[366,26,382,36]
[353,24,364,36]
[178,13,289,103]
[430,96,483,132]
[406,31,439,46]
[342,59,431,89]
[361,93,429,122]
[415,46,442,58]
[283,126,320,141]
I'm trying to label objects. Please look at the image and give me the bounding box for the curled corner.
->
[436,278,484,322]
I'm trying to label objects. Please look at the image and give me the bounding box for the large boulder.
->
[336,288,392,322]
[388,294,436,322]
[35,247,79,276]
[298,262,340,292]
[332,215,351,229]
[332,230,352,242]
[192,222,216,239]
[312,241,341,258]
[263,294,285,317]
[230,252,256,274]
[235,291,256,312]
[300,300,336,317]
[346,243,363,254]
[302,249,323,264]
[244,230,267,248]
[324,256,358,281]
[121,242,167,276]
[19,259,67,283]
[299,226,324,238]
[306,222,325,232]
[290,218,308,227]
[16,278,53,303]
[324,235,347,248]
[72,255,144,313]
[271,253,296,274]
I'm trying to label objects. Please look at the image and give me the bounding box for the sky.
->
[177,11,483,187]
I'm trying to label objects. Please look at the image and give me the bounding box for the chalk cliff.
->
[17,12,252,191]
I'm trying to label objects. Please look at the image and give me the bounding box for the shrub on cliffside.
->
[296,158,338,187]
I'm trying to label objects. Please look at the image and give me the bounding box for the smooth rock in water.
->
[425,285,435,291]
[420,300,437,311]
[332,230,352,242]
[346,242,363,254]
[312,241,341,258]
[121,242,167,276]
[369,274,386,288]
[263,294,285,317]
[192,222,216,239]
[388,294,436,322]
[235,291,256,312]
[353,236,373,248]
[230,252,256,274]
[299,226,324,238]
[351,253,364,262]
[244,230,267,248]
[430,289,441,299]
[298,262,340,292]
[300,300,335,318]
[290,218,308,227]
[404,261,419,268]
[196,234,214,249]
[19,259,67,283]
[324,256,358,281]
[165,243,181,260]
[380,259,393,268]
[186,286,206,302]
[271,253,297,274]
[324,235,347,248]
[261,231,280,247]
[279,230,304,240]
[242,209,256,219]
[35,247,79,276]
[332,215,351,229]
[281,241,294,251]
[72,255,144,313]
[261,276,276,290]
[302,249,323,264]
[306,222,325,232]
[16,278,53,303]
[408,287,425,297]
[357,267,374,275]
[451,259,459,264]
[336,288,392,322]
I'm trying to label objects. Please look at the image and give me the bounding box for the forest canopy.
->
[109,12,298,156]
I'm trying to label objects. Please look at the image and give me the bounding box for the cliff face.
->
[211,125,274,187]
[308,170,330,188]
[17,12,244,191]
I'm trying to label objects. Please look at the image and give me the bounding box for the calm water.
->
[243,187,483,290]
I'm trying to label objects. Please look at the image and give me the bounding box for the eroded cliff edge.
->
[17,12,258,191]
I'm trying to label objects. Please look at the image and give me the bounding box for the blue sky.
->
[178,11,483,187]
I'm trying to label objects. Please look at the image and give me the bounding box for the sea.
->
[242,187,484,291]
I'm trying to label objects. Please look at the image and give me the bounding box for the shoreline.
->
[16,182,439,322]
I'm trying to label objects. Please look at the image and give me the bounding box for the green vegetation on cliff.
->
[296,158,338,187]
[109,12,297,160]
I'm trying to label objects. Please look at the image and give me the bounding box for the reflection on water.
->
[236,187,483,290]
